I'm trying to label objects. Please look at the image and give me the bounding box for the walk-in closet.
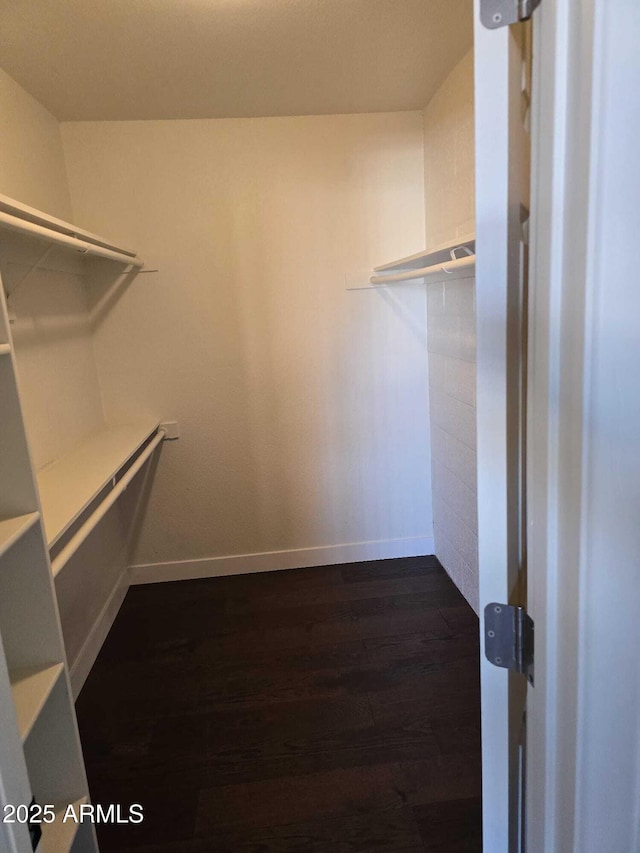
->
[0,2,483,850]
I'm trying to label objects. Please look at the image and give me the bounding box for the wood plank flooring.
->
[75,556,482,851]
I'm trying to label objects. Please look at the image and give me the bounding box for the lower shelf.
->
[37,419,160,547]
[38,797,87,853]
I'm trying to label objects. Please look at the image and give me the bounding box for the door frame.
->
[477,0,640,848]
[525,0,640,850]
[474,5,531,849]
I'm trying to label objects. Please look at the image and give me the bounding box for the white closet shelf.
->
[347,234,477,291]
[373,233,475,273]
[38,797,87,853]
[368,253,475,287]
[0,192,144,269]
[38,420,160,547]
[0,512,40,559]
[10,663,64,741]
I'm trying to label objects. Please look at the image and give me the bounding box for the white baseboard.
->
[69,569,129,699]
[129,536,435,585]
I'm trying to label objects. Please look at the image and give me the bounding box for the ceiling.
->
[0,0,473,122]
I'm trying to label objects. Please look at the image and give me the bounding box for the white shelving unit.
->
[0,192,167,851]
[0,289,98,852]
[0,196,158,853]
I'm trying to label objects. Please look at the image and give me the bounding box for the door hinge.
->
[480,0,541,29]
[484,603,534,685]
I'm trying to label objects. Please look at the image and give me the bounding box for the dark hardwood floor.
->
[75,556,482,852]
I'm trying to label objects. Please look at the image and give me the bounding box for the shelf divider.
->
[10,663,64,742]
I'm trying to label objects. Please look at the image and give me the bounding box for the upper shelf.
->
[0,192,144,269]
[373,233,475,273]
[356,234,476,289]
[37,420,160,548]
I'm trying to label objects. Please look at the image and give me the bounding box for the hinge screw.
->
[495,656,503,664]
[494,605,502,613]
[493,12,502,23]
[488,630,495,638]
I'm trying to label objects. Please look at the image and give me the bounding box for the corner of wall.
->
[423,47,475,252]
[0,65,73,220]
[423,49,478,614]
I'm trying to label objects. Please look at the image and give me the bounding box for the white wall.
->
[0,67,71,220]
[423,50,478,611]
[4,239,104,472]
[0,68,127,689]
[61,112,433,575]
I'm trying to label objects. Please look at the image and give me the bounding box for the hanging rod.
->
[51,429,165,577]
[367,253,475,287]
[0,210,144,268]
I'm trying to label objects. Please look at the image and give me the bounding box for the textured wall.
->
[423,50,478,611]
[424,50,475,251]
[62,112,433,572]
[427,277,477,611]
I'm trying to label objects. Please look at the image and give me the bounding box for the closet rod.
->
[0,210,144,268]
[51,429,165,578]
[369,253,475,286]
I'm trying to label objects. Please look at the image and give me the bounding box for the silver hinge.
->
[480,0,541,29]
[484,603,534,685]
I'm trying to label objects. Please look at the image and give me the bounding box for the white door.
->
[477,2,640,851]
[523,1,640,851]
[474,3,533,851]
